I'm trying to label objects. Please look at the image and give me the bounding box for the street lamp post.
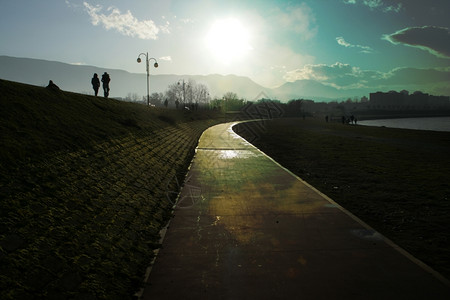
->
[137,52,158,106]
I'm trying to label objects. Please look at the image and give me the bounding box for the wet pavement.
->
[142,122,450,299]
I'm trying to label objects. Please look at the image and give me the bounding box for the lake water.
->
[358,116,450,132]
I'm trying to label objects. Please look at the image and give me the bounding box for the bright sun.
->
[205,18,252,64]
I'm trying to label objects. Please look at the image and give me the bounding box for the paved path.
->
[142,122,450,299]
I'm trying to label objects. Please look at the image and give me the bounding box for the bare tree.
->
[125,92,141,103]
[165,82,181,106]
[149,92,164,106]
[197,83,212,107]
[164,79,211,109]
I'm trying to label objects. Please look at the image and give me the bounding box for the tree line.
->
[123,78,307,117]
[124,79,210,109]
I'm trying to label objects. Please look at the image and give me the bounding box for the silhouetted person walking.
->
[101,72,110,98]
[91,73,100,96]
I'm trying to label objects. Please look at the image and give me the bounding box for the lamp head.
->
[137,57,142,63]
[154,62,158,68]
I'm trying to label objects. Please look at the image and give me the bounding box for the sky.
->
[0,0,449,96]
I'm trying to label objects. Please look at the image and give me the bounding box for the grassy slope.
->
[0,79,226,299]
[235,118,450,279]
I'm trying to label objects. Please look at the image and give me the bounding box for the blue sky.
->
[1,0,449,96]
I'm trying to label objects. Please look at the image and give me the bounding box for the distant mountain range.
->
[0,55,362,102]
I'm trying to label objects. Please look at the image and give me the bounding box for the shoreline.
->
[358,116,450,132]
[354,111,450,121]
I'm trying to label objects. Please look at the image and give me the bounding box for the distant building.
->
[368,91,450,111]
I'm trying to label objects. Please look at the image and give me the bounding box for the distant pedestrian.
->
[46,80,60,91]
[175,99,180,109]
[101,72,110,98]
[325,115,329,123]
[91,73,100,96]
[164,99,168,108]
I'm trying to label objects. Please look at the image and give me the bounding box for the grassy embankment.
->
[0,79,228,299]
[235,118,450,280]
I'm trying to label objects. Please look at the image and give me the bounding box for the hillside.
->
[0,56,270,100]
[0,79,227,299]
[0,55,373,102]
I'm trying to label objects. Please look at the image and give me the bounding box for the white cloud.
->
[336,36,374,53]
[283,62,450,93]
[65,0,79,9]
[159,56,172,61]
[159,21,171,34]
[363,0,383,9]
[284,62,370,89]
[383,26,450,59]
[180,18,195,24]
[247,44,315,88]
[271,3,317,40]
[83,2,165,40]
[343,0,403,13]
[336,37,352,47]
[383,3,402,13]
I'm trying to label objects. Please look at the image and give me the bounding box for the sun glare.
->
[205,18,252,64]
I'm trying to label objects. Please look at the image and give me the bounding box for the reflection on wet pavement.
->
[144,122,450,299]
[214,149,258,160]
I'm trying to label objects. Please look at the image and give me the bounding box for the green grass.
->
[235,118,450,279]
[0,79,228,299]
[3,82,449,297]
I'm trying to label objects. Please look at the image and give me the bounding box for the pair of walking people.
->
[91,72,110,98]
